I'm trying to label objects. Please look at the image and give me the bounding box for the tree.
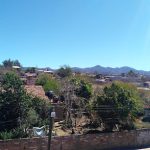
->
[61,77,93,128]
[2,59,21,68]
[29,96,50,127]
[57,66,72,78]
[2,59,13,68]
[25,67,36,73]
[0,72,31,131]
[13,60,21,67]
[71,78,92,99]
[36,73,60,94]
[92,82,143,131]
[0,72,51,139]
[127,70,137,77]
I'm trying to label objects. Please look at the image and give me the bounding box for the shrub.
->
[36,74,60,94]
[0,131,13,140]
[92,82,143,131]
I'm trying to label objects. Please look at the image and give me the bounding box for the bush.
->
[71,78,92,99]
[57,66,72,78]
[12,128,28,139]
[0,72,32,131]
[36,74,60,94]
[92,82,143,131]
[0,72,51,139]
[30,96,51,126]
[0,128,28,140]
[43,80,60,94]
[27,109,39,127]
[0,131,13,140]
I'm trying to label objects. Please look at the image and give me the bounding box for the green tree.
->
[30,96,50,126]
[57,66,72,78]
[27,109,39,127]
[0,72,51,139]
[36,73,60,94]
[71,78,92,99]
[25,67,36,73]
[2,59,13,68]
[127,70,137,77]
[13,60,21,67]
[0,72,31,131]
[2,59,21,68]
[92,82,143,131]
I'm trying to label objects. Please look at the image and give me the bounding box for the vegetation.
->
[91,82,143,131]
[71,77,92,99]
[0,72,30,131]
[25,67,36,73]
[2,59,21,68]
[0,59,148,139]
[127,70,137,77]
[0,72,50,139]
[36,73,60,94]
[57,66,72,78]
[139,89,150,105]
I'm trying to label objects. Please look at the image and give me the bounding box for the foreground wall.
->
[0,129,150,150]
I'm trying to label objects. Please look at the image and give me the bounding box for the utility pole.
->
[48,107,55,150]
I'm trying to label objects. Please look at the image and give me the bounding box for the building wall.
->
[1,129,150,150]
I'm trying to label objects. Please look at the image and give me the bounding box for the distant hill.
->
[72,65,150,75]
[23,65,150,76]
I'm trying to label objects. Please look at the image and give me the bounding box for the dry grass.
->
[134,119,150,129]
[54,122,70,136]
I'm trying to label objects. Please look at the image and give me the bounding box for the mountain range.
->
[30,65,150,76]
[71,65,150,75]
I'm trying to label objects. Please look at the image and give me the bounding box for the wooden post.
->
[48,107,54,150]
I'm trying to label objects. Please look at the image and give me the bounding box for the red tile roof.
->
[25,85,48,100]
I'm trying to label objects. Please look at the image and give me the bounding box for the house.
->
[12,65,21,69]
[43,70,54,74]
[24,73,37,85]
[95,79,107,84]
[37,69,54,75]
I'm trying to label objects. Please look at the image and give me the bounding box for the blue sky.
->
[0,0,150,70]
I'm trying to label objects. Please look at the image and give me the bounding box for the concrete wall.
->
[1,129,150,150]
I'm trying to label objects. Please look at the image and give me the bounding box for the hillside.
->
[72,65,150,75]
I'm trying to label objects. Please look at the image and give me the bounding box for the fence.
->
[0,129,150,150]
